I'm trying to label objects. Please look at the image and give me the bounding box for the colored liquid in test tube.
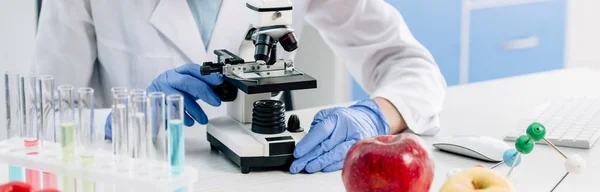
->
[78,88,96,192]
[167,95,185,176]
[38,75,57,188]
[4,72,23,181]
[148,92,169,178]
[21,75,40,190]
[58,85,76,192]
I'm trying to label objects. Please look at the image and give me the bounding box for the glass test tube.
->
[58,85,76,192]
[5,72,23,181]
[131,96,149,175]
[128,89,145,158]
[21,75,39,150]
[148,92,168,177]
[167,95,184,176]
[78,88,95,157]
[38,75,57,189]
[78,88,95,192]
[112,93,129,171]
[21,75,40,190]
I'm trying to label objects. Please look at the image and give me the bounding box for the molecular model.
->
[447,122,587,192]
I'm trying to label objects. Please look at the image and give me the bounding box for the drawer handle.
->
[503,36,540,50]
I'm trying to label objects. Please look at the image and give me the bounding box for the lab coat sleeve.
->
[304,0,447,135]
[32,0,97,89]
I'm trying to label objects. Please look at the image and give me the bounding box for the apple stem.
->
[506,153,521,177]
[550,172,569,192]
[490,161,504,169]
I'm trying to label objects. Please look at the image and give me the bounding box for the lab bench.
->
[352,0,566,100]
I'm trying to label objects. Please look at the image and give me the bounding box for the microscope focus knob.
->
[279,33,298,52]
[200,65,213,75]
[287,114,303,133]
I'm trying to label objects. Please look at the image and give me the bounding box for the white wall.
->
[566,0,600,70]
[0,0,37,138]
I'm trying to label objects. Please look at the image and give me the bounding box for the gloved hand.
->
[289,99,390,173]
[105,64,223,139]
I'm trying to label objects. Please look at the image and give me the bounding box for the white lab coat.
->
[33,0,447,135]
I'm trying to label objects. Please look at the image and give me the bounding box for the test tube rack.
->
[0,138,197,191]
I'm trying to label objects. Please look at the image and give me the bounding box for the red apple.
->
[342,133,434,192]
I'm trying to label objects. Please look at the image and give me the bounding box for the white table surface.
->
[98,68,600,191]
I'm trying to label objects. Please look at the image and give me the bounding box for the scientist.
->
[32,0,446,173]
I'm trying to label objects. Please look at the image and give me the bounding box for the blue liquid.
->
[8,166,23,181]
[169,121,184,176]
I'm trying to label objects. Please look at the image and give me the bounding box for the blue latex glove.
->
[105,64,223,139]
[289,99,390,173]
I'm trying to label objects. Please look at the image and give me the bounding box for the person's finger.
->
[305,140,355,173]
[293,116,337,158]
[289,142,326,174]
[184,113,195,126]
[167,73,221,107]
[311,108,338,126]
[175,64,223,86]
[157,84,209,125]
[181,92,209,124]
[322,160,344,172]
[105,113,112,140]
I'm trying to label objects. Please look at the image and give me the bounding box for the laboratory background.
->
[2,0,599,112]
[1,0,600,191]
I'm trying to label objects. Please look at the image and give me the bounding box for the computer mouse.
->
[433,135,510,162]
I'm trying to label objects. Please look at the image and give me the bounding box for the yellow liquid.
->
[61,123,75,162]
[80,155,96,192]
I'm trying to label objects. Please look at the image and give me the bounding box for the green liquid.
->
[80,155,96,192]
[168,121,184,176]
[61,123,75,162]
[62,176,76,192]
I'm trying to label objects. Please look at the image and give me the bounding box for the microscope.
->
[200,0,317,173]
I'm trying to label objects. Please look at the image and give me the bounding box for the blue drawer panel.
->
[351,79,370,101]
[468,0,566,82]
[386,0,462,86]
[352,0,462,101]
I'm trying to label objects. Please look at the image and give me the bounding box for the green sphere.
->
[526,122,546,141]
[515,135,535,154]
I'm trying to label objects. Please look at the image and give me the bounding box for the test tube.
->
[38,75,57,188]
[167,95,184,176]
[21,74,40,190]
[129,89,146,98]
[78,88,95,157]
[131,96,149,175]
[58,85,76,192]
[148,92,168,177]
[112,93,130,171]
[21,74,39,150]
[5,72,23,181]
[111,87,127,94]
[78,88,95,192]
[128,89,145,158]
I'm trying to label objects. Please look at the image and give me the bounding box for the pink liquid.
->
[43,172,58,188]
[24,139,40,190]
[24,139,38,147]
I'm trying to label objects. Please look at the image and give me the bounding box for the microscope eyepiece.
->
[254,34,274,63]
[279,32,298,52]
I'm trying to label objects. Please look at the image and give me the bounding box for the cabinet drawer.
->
[386,0,462,86]
[468,0,566,82]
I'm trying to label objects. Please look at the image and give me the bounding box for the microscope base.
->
[206,116,306,174]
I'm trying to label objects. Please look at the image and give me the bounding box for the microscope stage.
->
[225,73,316,94]
[206,116,306,173]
